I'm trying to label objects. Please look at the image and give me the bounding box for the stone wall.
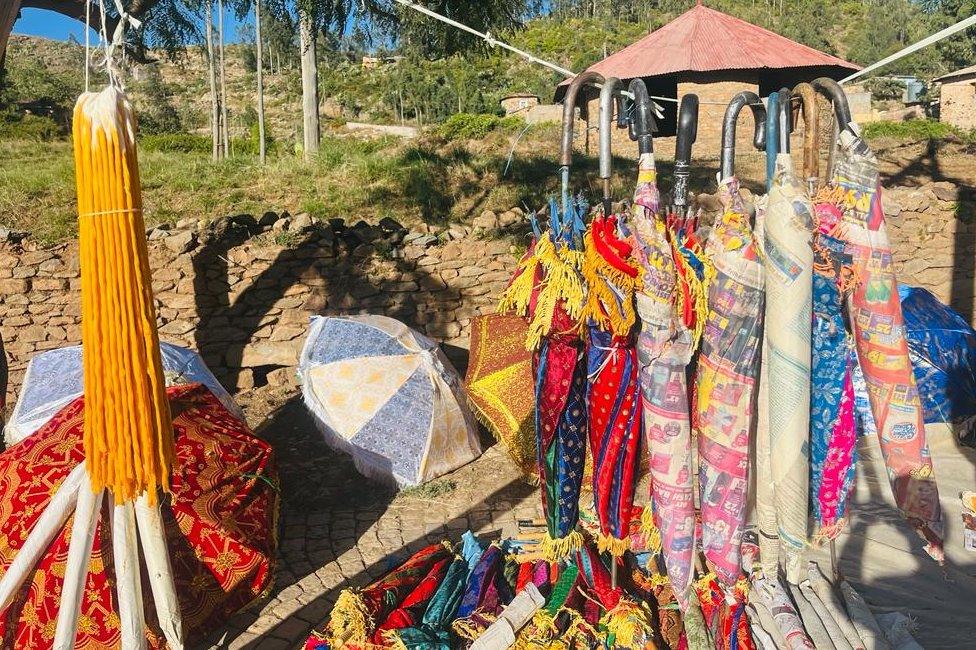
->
[0,179,970,404]
[940,76,976,131]
[0,211,523,403]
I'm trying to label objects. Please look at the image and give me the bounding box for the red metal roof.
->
[565,3,859,82]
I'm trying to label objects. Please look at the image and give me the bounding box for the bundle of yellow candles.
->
[72,86,173,503]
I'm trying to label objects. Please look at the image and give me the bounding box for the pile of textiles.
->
[303,527,913,650]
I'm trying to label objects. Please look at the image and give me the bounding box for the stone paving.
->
[200,387,543,650]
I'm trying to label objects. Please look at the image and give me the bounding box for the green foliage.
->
[0,114,61,141]
[398,479,458,499]
[140,133,212,153]
[438,113,524,140]
[861,119,975,142]
[865,78,908,102]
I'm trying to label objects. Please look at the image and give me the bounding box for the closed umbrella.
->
[812,77,943,561]
[463,313,537,476]
[764,85,815,583]
[697,91,766,589]
[630,83,696,610]
[584,77,644,560]
[499,72,598,561]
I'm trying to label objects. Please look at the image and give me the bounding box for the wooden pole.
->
[255,0,266,164]
[205,2,221,160]
[218,0,229,158]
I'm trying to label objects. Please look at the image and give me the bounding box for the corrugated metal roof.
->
[934,64,976,82]
[562,3,859,83]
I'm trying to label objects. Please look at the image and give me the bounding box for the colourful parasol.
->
[697,93,766,589]
[584,78,644,559]
[812,77,944,561]
[463,313,537,476]
[0,384,278,649]
[764,86,815,583]
[629,81,696,611]
[500,72,599,561]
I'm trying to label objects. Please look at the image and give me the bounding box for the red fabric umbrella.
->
[0,383,277,649]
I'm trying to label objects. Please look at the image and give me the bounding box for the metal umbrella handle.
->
[627,78,657,156]
[720,90,767,182]
[559,70,606,233]
[673,94,699,211]
[793,82,820,191]
[599,77,627,217]
[778,86,793,155]
[765,92,780,191]
[811,76,870,156]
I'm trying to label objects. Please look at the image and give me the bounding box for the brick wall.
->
[940,76,976,130]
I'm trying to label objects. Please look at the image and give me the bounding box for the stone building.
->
[935,65,976,131]
[500,93,540,116]
[555,1,860,158]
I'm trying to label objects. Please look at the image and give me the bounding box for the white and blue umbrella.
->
[298,314,481,487]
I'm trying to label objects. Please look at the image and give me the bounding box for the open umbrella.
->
[298,314,482,487]
[463,313,536,476]
[764,86,815,583]
[499,72,597,561]
[697,91,766,589]
[630,82,696,611]
[812,77,943,561]
[0,383,278,649]
[584,77,644,560]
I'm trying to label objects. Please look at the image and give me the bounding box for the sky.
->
[13,7,250,43]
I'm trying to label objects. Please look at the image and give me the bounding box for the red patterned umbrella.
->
[0,383,278,649]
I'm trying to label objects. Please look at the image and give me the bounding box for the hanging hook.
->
[720,90,766,181]
[673,94,699,210]
[599,77,627,217]
[792,82,820,191]
[627,79,657,156]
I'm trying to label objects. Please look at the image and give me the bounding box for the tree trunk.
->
[205,2,220,161]
[0,0,21,70]
[298,8,319,160]
[218,0,229,158]
[255,0,266,164]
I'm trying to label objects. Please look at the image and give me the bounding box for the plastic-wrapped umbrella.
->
[812,77,943,561]
[499,72,598,561]
[764,86,815,583]
[584,77,644,560]
[629,81,696,611]
[697,91,766,589]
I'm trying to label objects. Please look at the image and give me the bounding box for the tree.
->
[298,5,318,158]
[205,1,221,160]
[1,0,22,69]
[255,0,266,163]
[218,0,229,157]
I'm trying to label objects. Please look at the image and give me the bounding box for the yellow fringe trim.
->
[326,589,372,647]
[813,517,848,545]
[638,506,663,554]
[498,252,540,319]
[582,225,642,336]
[596,533,630,557]
[452,611,498,641]
[540,529,585,562]
[694,571,718,596]
[600,598,656,649]
[380,629,408,650]
[515,606,599,650]
[671,228,713,350]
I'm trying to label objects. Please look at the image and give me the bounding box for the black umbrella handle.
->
[778,87,793,155]
[811,77,870,156]
[560,70,606,168]
[720,91,766,181]
[599,77,627,216]
[627,79,656,156]
[674,94,699,209]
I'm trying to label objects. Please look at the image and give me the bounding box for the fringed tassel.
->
[326,589,372,647]
[513,609,559,650]
[452,611,497,641]
[638,506,663,554]
[600,599,656,649]
[596,533,630,558]
[499,253,541,319]
[520,236,587,351]
[379,629,409,650]
[539,529,584,563]
[582,226,642,336]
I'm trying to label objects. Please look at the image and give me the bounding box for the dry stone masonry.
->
[0,179,970,405]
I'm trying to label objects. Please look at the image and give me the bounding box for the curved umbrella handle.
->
[811,76,870,157]
[673,94,699,209]
[720,90,766,181]
[560,70,606,168]
[627,79,656,156]
[599,77,626,215]
[765,91,780,191]
[792,82,820,185]
[778,87,793,155]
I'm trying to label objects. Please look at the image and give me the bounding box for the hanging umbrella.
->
[499,72,598,561]
[584,77,643,560]
[629,81,696,611]
[298,314,482,487]
[812,77,944,561]
[6,342,243,445]
[764,86,815,583]
[0,383,278,648]
[463,313,537,476]
[697,91,766,589]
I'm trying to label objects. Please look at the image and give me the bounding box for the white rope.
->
[840,13,976,85]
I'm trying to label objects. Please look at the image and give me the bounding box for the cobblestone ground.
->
[199,385,542,650]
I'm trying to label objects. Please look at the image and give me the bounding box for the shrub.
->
[438,113,524,140]
[861,119,971,142]
[140,133,211,153]
[864,78,906,102]
[0,113,61,141]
